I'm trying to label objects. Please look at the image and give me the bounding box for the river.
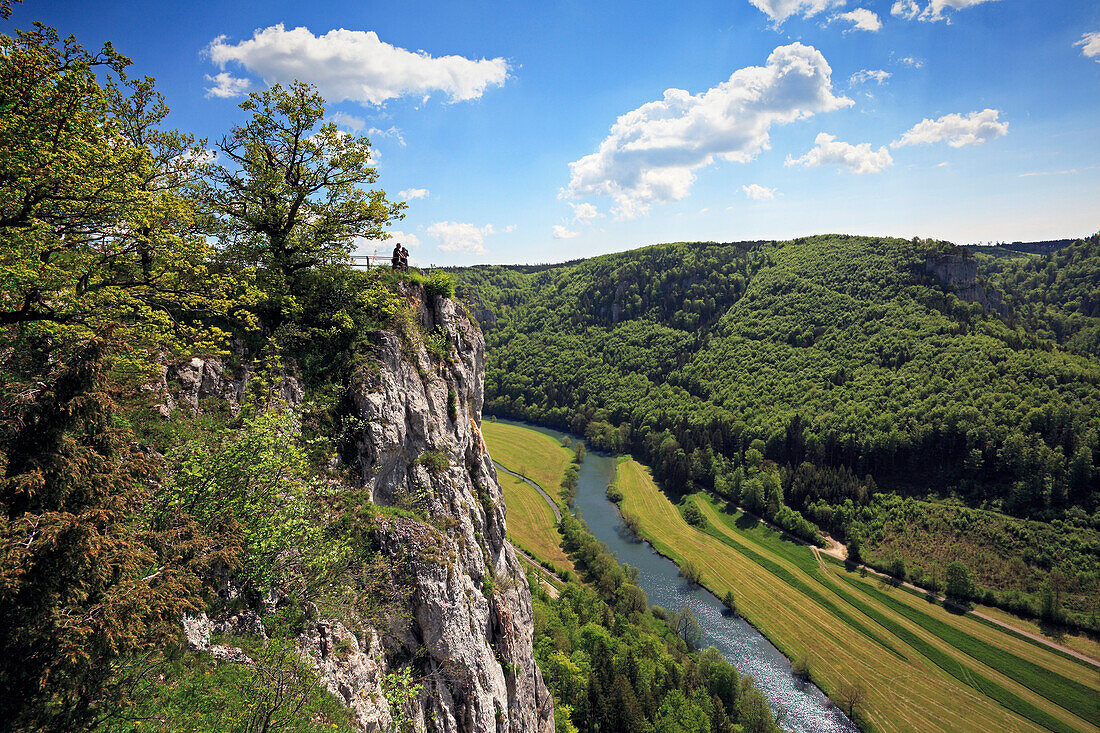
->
[494,418,856,733]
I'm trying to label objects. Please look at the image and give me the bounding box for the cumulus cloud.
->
[504,224,517,233]
[206,24,509,106]
[564,43,851,218]
[892,109,1008,148]
[834,9,883,32]
[205,72,251,98]
[569,202,601,224]
[747,0,842,23]
[399,188,430,199]
[743,184,777,200]
[331,111,365,132]
[897,56,924,68]
[787,132,893,173]
[891,0,999,23]
[850,69,892,86]
[1076,32,1100,62]
[427,221,494,254]
[552,225,580,239]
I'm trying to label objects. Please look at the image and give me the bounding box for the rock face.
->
[340,285,554,733]
[925,254,1007,315]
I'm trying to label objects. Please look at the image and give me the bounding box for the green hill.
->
[454,234,1100,625]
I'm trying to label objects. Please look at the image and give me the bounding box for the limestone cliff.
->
[924,253,1007,315]
[330,284,554,733]
[171,283,554,733]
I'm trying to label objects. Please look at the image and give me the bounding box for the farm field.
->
[615,457,1100,733]
[496,470,575,574]
[481,420,573,498]
[974,604,1100,664]
[482,420,575,574]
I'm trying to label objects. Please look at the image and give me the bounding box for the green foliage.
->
[679,560,702,586]
[0,344,216,731]
[605,483,623,503]
[976,234,1100,357]
[160,407,347,599]
[382,667,423,733]
[682,500,706,528]
[537,515,774,733]
[722,590,738,617]
[423,271,457,299]
[416,449,450,476]
[944,561,974,601]
[100,640,359,733]
[456,235,1100,522]
[0,23,239,366]
[201,81,404,290]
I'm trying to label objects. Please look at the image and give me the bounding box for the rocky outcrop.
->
[925,254,1007,315]
[343,285,555,733]
[155,356,303,416]
[168,284,553,732]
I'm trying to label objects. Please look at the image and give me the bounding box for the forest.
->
[454,234,1100,627]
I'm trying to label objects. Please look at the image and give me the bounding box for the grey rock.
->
[344,284,554,733]
[213,609,268,640]
[181,613,212,651]
[211,645,254,666]
[299,622,393,732]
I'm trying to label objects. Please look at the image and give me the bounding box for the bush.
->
[423,271,456,299]
[683,501,706,528]
[680,560,702,586]
[605,483,624,503]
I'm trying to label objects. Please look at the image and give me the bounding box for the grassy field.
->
[615,458,1100,733]
[481,420,573,498]
[497,470,575,574]
[482,420,576,574]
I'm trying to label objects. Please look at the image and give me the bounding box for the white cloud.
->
[834,9,883,32]
[743,184,777,200]
[747,0,843,23]
[850,69,892,85]
[892,109,1008,148]
[504,224,517,233]
[787,132,893,173]
[399,188,430,199]
[552,225,580,239]
[569,202,602,224]
[1076,32,1100,62]
[564,43,852,219]
[206,24,509,106]
[891,0,999,23]
[204,72,251,98]
[331,111,365,132]
[427,221,494,254]
[898,56,924,68]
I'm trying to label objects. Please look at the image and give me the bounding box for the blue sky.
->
[9,0,1100,264]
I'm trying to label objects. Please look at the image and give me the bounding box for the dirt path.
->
[494,461,561,521]
[512,545,563,599]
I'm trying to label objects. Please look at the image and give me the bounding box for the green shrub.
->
[423,271,457,299]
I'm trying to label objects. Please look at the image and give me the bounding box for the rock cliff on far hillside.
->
[925,253,1007,315]
[336,285,554,733]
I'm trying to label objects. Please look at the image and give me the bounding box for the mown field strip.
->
[616,460,1043,733]
[973,604,1100,666]
[481,420,573,498]
[841,574,1100,727]
[695,495,1099,733]
[497,470,574,574]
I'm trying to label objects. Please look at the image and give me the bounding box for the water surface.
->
[493,418,856,733]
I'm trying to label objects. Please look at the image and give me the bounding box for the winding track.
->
[494,461,562,521]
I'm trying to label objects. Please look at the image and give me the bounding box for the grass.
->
[615,458,1099,733]
[497,470,574,574]
[974,604,1100,665]
[481,420,573,499]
